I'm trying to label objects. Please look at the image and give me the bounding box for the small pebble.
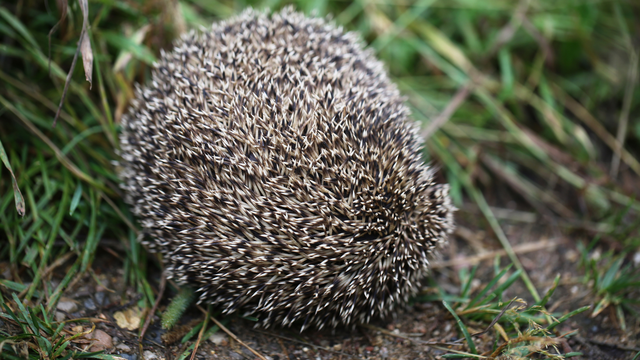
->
[380,347,389,359]
[119,354,137,360]
[95,292,106,306]
[57,298,78,313]
[55,311,66,322]
[230,352,243,360]
[142,350,157,360]
[208,333,228,345]
[84,298,96,311]
[116,343,131,352]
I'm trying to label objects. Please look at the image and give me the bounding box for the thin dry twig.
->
[420,83,472,139]
[485,0,530,57]
[190,308,208,360]
[53,34,81,128]
[48,0,68,76]
[520,16,554,66]
[42,252,75,279]
[139,272,166,350]
[52,0,93,127]
[467,299,516,338]
[431,238,559,269]
[276,337,290,360]
[196,305,267,360]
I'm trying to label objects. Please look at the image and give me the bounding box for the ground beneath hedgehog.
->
[118,6,455,330]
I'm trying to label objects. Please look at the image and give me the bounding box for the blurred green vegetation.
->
[0,0,639,358]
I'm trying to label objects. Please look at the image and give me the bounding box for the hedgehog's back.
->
[119,7,454,330]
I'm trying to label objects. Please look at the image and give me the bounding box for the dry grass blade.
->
[431,238,559,269]
[80,32,93,89]
[78,0,92,89]
[47,0,68,76]
[52,36,81,128]
[554,84,640,178]
[480,153,573,218]
[485,0,530,57]
[420,83,472,139]
[52,0,92,127]
[611,50,638,178]
[0,139,25,216]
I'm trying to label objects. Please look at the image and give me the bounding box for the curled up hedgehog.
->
[118,7,455,330]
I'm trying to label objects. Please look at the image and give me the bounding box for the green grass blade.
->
[442,301,476,354]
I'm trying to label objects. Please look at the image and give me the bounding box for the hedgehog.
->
[118,6,455,330]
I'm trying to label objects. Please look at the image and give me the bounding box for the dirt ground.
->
[2,208,639,360]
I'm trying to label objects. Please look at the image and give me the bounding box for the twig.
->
[463,299,518,339]
[100,192,138,235]
[53,29,83,127]
[42,252,75,279]
[196,305,267,360]
[47,0,68,77]
[276,337,290,359]
[431,238,559,269]
[190,306,209,360]
[485,0,530,57]
[139,272,166,351]
[420,83,472,139]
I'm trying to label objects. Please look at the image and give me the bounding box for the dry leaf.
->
[86,329,113,352]
[78,0,92,89]
[114,307,142,331]
[80,31,93,89]
[72,325,84,333]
